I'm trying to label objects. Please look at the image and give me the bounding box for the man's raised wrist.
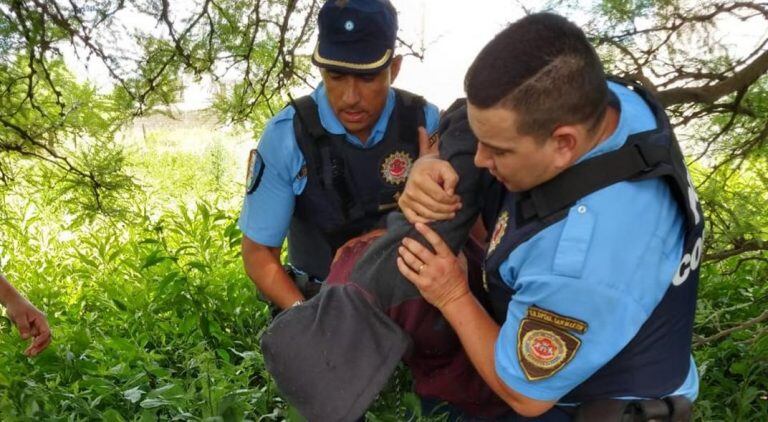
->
[439,290,473,316]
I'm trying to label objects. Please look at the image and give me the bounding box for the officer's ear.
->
[389,55,403,83]
[550,125,580,170]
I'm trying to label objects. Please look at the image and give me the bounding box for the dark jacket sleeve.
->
[260,100,505,421]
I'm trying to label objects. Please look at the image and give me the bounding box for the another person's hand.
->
[6,296,51,357]
[398,157,462,224]
[396,223,470,310]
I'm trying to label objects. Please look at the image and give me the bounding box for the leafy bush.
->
[0,123,425,421]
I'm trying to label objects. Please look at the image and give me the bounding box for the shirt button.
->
[577,205,587,214]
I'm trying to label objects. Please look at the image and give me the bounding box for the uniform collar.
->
[311,83,396,148]
[577,82,629,164]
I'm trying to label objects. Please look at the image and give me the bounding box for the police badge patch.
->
[246,149,265,194]
[381,151,413,185]
[487,210,509,255]
[517,306,587,381]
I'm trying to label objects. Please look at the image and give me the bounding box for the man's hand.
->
[6,296,51,357]
[396,223,470,310]
[399,157,462,224]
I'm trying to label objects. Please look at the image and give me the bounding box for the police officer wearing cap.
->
[396,13,701,420]
[239,0,440,310]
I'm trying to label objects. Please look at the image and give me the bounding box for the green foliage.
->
[0,0,317,210]
[596,0,676,22]
[0,123,434,420]
[0,55,137,215]
[690,155,768,420]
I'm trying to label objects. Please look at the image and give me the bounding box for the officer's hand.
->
[397,223,470,310]
[6,296,52,357]
[399,157,461,224]
[417,126,439,157]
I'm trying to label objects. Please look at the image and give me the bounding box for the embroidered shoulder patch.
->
[517,306,588,381]
[487,210,509,255]
[246,149,265,194]
[381,151,413,185]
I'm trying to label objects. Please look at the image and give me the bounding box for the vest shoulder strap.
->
[519,141,671,221]
[518,80,696,232]
[394,88,426,137]
[290,95,334,189]
[291,95,325,140]
[394,88,426,111]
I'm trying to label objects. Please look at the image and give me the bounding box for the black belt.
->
[571,396,692,422]
[284,265,323,299]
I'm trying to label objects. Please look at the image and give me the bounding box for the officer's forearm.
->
[241,237,303,309]
[441,294,555,418]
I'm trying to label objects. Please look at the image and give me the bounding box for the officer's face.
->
[468,103,575,192]
[320,56,402,142]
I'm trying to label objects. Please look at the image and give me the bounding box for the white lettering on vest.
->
[686,171,701,225]
[673,236,703,286]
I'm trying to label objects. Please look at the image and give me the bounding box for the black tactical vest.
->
[483,78,704,402]
[288,89,425,279]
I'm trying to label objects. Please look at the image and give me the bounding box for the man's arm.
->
[396,223,555,417]
[239,109,307,310]
[0,274,51,356]
[440,294,556,417]
[241,237,303,310]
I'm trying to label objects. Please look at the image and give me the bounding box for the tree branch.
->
[657,49,768,106]
[694,309,768,346]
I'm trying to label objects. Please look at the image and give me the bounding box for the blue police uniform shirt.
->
[239,83,441,248]
[494,82,699,402]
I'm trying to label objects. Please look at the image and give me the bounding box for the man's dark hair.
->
[464,13,609,139]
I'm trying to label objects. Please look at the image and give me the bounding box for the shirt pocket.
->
[553,203,596,278]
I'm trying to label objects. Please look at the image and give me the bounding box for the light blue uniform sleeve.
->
[238,107,306,247]
[495,273,650,401]
[493,180,685,401]
[423,102,441,136]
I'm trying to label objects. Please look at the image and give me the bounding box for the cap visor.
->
[312,44,393,74]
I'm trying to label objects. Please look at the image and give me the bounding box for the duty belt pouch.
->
[574,396,692,422]
[284,265,322,299]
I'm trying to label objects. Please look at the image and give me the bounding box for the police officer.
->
[0,273,51,356]
[239,0,440,310]
[396,13,700,420]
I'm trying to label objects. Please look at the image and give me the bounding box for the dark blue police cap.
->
[312,0,398,74]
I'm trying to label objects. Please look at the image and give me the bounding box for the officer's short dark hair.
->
[464,13,609,140]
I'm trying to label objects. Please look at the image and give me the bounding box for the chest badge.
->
[487,210,509,255]
[381,151,413,185]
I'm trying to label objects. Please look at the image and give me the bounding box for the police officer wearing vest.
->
[239,0,440,310]
[396,13,701,420]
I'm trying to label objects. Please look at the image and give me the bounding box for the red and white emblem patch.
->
[516,307,586,381]
[487,210,509,255]
[381,151,413,185]
[522,329,567,368]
